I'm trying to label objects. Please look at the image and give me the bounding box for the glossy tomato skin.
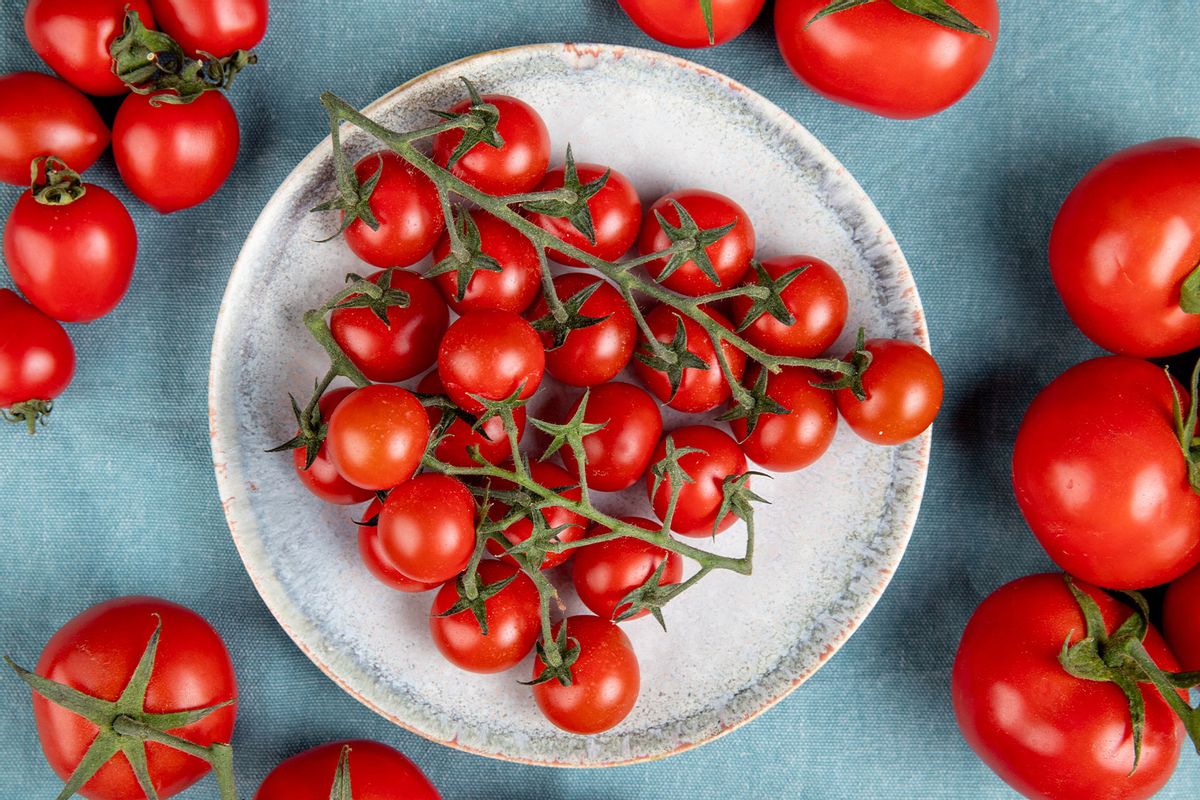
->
[952,575,1183,800]
[291,387,374,506]
[0,72,109,186]
[639,189,755,296]
[379,474,476,584]
[433,95,550,196]
[0,289,76,408]
[559,382,663,492]
[1013,357,1200,589]
[1164,564,1200,671]
[417,371,525,467]
[731,365,837,472]
[33,597,237,800]
[485,461,587,570]
[113,91,239,213]
[526,273,637,387]
[730,256,847,358]
[633,304,745,413]
[646,425,747,538]
[573,518,682,621]
[618,0,766,48]
[25,0,155,96]
[532,615,640,734]
[776,0,999,119]
[1050,139,1200,357]
[5,184,137,322]
[330,269,448,382]
[343,151,443,269]
[431,211,540,314]
[836,339,943,446]
[429,560,540,673]
[437,310,545,414]
[255,740,440,800]
[149,0,269,57]
[357,499,440,593]
[325,385,430,491]
[528,163,641,267]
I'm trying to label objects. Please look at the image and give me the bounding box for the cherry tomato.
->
[357,499,439,593]
[0,72,109,186]
[429,560,541,673]
[330,269,448,382]
[1050,138,1200,357]
[618,0,766,48]
[255,740,440,800]
[24,0,155,96]
[485,461,587,570]
[433,95,550,196]
[646,425,747,538]
[573,518,682,621]
[290,387,374,506]
[527,162,641,267]
[149,0,269,57]
[633,304,745,413]
[731,365,838,472]
[1013,357,1200,589]
[0,289,75,411]
[558,382,663,492]
[775,0,999,119]
[730,256,848,358]
[532,615,640,734]
[1164,564,1200,672]
[431,210,540,314]
[343,151,444,269]
[113,90,239,213]
[639,189,755,297]
[526,273,637,387]
[836,338,942,446]
[952,574,1184,800]
[325,384,429,491]
[378,473,476,584]
[417,371,525,468]
[437,310,544,414]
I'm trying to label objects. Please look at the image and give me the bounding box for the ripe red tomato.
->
[775,0,999,119]
[437,310,545,414]
[485,461,587,570]
[1050,139,1200,357]
[1013,357,1200,589]
[433,95,550,196]
[633,304,745,413]
[1164,564,1200,672]
[573,517,683,621]
[149,0,269,57]
[558,382,663,492]
[255,740,440,800]
[532,615,640,734]
[0,72,109,186]
[324,385,430,491]
[431,210,540,314]
[378,473,476,584]
[639,189,755,297]
[730,256,847,358]
[836,338,942,445]
[290,387,374,506]
[526,273,637,387]
[646,425,747,538]
[0,288,76,411]
[113,91,239,213]
[5,181,137,323]
[330,269,448,382]
[24,0,155,96]
[417,371,525,467]
[429,559,541,673]
[343,151,444,269]
[527,163,642,267]
[617,0,766,48]
[731,365,838,472]
[952,574,1184,800]
[357,499,439,593]
[30,597,237,800]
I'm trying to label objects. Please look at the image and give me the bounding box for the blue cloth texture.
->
[2,1,1199,797]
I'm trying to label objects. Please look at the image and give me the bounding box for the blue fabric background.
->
[2,1,1199,797]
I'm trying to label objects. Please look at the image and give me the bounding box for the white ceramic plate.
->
[209,43,930,767]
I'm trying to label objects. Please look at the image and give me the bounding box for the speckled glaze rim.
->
[210,42,931,768]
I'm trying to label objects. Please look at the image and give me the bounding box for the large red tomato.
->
[431,210,540,314]
[646,425,748,538]
[0,72,109,186]
[532,615,640,734]
[527,162,642,267]
[633,304,745,413]
[572,517,683,621]
[730,365,838,472]
[638,189,755,296]
[357,499,439,593]
[417,371,525,468]
[1164,564,1200,672]
[378,474,476,584]
[437,310,545,414]
[324,384,430,491]
[729,256,847,358]
[485,461,587,569]
[618,0,766,48]
[526,273,637,387]
[255,740,439,800]
[558,382,663,492]
[835,338,943,446]
[432,94,550,196]
[429,559,541,674]
[342,151,444,269]
[149,0,269,57]
[25,0,156,96]
[0,288,76,415]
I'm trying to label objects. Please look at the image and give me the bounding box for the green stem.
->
[111,716,238,800]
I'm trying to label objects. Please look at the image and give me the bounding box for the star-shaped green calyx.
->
[806,0,991,38]
[613,558,672,630]
[635,315,709,401]
[266,387,329,469]
[524,623,581,688]
[521,145,611,244]
[529,281,612,350]
[651,200,737,286]
[430,78,504,168]
[311,154,385,241]
[718,368,790,439]
[813,327,873,401]
[648,435,704,501]
[531,391,607,463]
[331,269,411,326]
[734,260,808,332]
[433,570,519,636]
[713,471,770,538]
[426,208,503,302]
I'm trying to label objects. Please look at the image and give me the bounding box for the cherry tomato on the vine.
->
[0,288,75,414]
[433,95,550,196]
[149,0,269,58]
[633,304,745,413]
[558,382,663,492]
[437,310,545,414]
[835,339,942,446]
[378,473,476,585]
[343,151,444,269]
[731,365,838,472]
[291,387,375,506]
[526,273,637,387]
[1164,564,1200,672]
[357,499,439,593]
[24,0,156,96]
[730,256,848,358]
[485,461,587,570]
[618,0,766,48]
[639,189,755,297]
[528,162,642,267]
[573,517,683,621]
[429,559,541,674]
[646,425,748,538]
[417,371,525,467]
[0,72,109,186]
[431,210,541,314]
[325,384,429,491]
[255,740,440,800]
[532,615,640,734]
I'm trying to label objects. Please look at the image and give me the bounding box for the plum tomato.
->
[730,256,848,358]
[255,740,440,800]
[0,72,109,186]
[1164,564,1200,672]
[417,371,525,467]
[357,498,439,593]
[638,189,755,297]
[532,615,640,734]
[633,304,745,413]
[378,473,476,584]
[291,387,374,506]
[433,94,550,196]
[325,384,430,491]
[527,162,642,267]
[835,338,942,445]
[429,560,541,674]
[149,0,269,58]
[24,0,155,96]
[558,382,663,492]
[342,151,444,269]
[646,425,748,538]
[485,461,587,570]
[618,0,766,48]
[572,517,683,621]
[431,210,540,314]
[0,288,76,418]
[730,365,838,472]
[526,273,637,387]
[437,310,544,414]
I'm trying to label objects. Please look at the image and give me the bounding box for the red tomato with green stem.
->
[357,499,440,593]
[0,72,109,186]
[149,0,269,58]
[526,273,637,387]
[730,256,848,358]
[433,94,550,196]
[639,189,755,297]
[417,371,525,468]
[290,387,374,506]
[633,304,746,413]
[527,162,642,267]
[0,289,75,429]
[431,210,541,314]
[485,461,587,570]
[1164,564,1200,672]
[255,740,440,800]
[379,474,476,584]
[558,382,663,492]
[324,384,429,491]
[835,338,942,446]
[573,517,683,621]
[618,0,766,48]
[646,425,748,538]
[429,560,541,673]
[437,310,545,414]
[730,365,838,472]
[24,0,156,96]
[343,151,444,269]
[532,615,640,734]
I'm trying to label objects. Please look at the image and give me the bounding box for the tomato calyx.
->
[734,260,807,332]
[807,0,992,38]
[532,394,607,464]
[1168,360,1200,496]
[311,155,386,241]
[328,745,354,800]
[28,156,86,206]
[524,624,581,687]
[433,570,519,636]
[332,269,412,327]
[635,315,710,400]
[718,367,790,438]
[267,390,329,469]
[713,471,769,539]
[699,0,717,45]
[2,399,55,435]
[530,281,612,349]
[427,209,504,302]
[429,79,504,169]
[613,558,673,629]
[521,146,611,244]
[813,327,873,400]
[651,200,739,286]
[1182,258,1200,315]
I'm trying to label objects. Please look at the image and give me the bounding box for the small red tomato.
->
[330,269,448,382]
[527,162,642,267]
[730,256,848,358]
[25,0,156,96]
[113,91,239,213]
[526,273,637,387]
[730,365,838,472]
[149,0,269,57]
[325,385,430,491]
[633,304,746,413]
[1164,564,1200,672]
[639,189,755,296]
[437,310,544,414]
[255,740,440,800]
[290,387,374,506]
[343,151,444,269]
[433,95,550,196]
[431,210,540,314]
[378,473,476,584]
[357,499,439,593]
[836,339,942,445]
[417,371,525,467]
[573,517,683,621]
[0,72,109,186]
[485,461,587,570]
[559,382,663,492]
[532,615,640,734]
[618,0,766,48]
[646,425,748,538]
[429,559,541,673]
[0,288,76,413]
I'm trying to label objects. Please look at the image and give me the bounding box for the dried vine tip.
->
[29,157,87,206]
[2,399,54,435]
[807,0,992,38]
